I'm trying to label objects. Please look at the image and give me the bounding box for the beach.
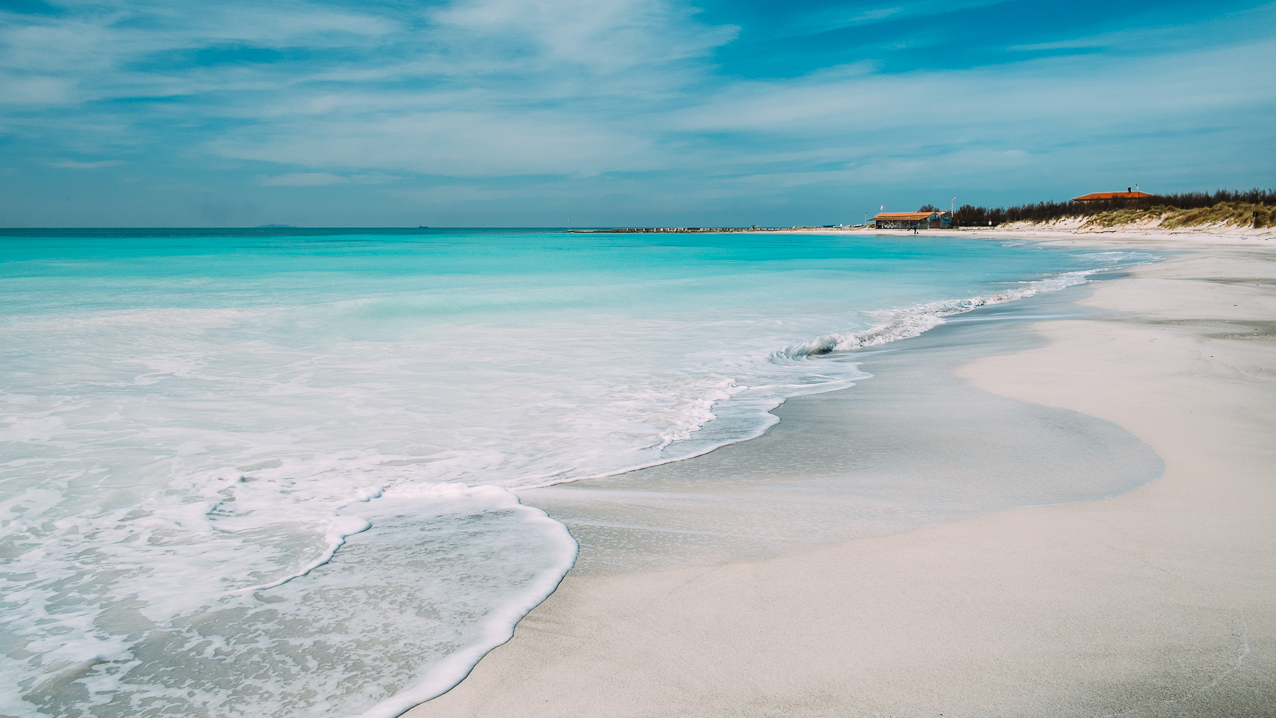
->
[408,235,1276,717]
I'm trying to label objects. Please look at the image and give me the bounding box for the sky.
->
[1,0,1274,227]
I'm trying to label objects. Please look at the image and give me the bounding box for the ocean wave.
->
[774,269,1098,361]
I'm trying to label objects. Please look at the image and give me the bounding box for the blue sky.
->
[1,0,1273,227]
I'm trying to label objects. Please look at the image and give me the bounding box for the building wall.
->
[875,214,951,230]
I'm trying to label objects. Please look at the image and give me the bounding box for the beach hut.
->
[873,211,952,230]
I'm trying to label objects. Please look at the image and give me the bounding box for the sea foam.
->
[775,267,1103,359]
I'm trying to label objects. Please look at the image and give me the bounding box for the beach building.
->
[1072,188,1152,202]
[873,211,952,230]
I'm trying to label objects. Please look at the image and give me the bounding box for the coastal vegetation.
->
[946,188,1275,229]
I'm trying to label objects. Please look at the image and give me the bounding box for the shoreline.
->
[514,278,1162,578]
[409,235,1276,717]
[569,224,1276,243]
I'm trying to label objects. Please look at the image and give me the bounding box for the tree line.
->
[923,188,1275,227]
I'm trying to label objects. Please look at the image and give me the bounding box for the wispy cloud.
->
[430,0,737,73]
[0,0,1273,226]
[259,172,400,186]
[773,0,1003,38]
[49,159,124,168]
[0,73,74,104]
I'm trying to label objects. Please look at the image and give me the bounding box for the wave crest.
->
[774,269,1097,361]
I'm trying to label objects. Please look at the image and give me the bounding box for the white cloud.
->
[219,108,658,177]
[1,0,1274,225]
[258,172,401,186]
[0,1,401,109]
[776,0,1003,38]
[0,73,75,104]
[194,31,1276,192]
[259,172,348,186]
[49,159,124,168]
[430,0,737,74]
[671,37,1276,136]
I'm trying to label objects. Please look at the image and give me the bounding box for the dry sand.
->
[409,238,1276,717]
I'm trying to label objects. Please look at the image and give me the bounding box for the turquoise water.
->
[0,229,1150,717]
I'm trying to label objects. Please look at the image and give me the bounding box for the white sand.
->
[408,239,1276,717]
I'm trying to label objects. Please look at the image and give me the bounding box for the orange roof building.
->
[1073,188,1152,202]
[872,211,951,230]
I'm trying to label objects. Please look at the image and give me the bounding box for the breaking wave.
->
[775,269,1098,360]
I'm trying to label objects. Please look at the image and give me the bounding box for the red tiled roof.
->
[1072,191,1152,201]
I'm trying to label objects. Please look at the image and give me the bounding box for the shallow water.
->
[526,286,1165,574]
[0,229,1154,717]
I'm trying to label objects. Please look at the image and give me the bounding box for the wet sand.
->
[408,239,1276,717]
[518,285,1162,577]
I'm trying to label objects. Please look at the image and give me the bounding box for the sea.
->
[0,228,1156,718]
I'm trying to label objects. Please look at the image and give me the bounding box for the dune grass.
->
[1160,202,1274,229]
[951,189,1274,228]
[1080,202,1273,230]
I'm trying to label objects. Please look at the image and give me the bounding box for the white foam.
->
[0,481,575,718]
[775,268,1100,360]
